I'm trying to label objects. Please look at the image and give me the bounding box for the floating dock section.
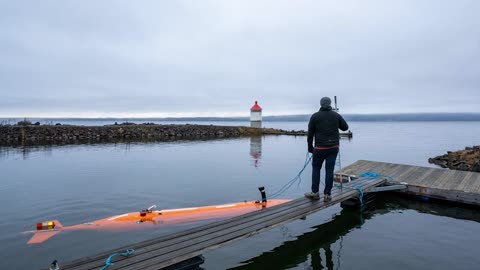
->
[336,160,480,206]
[55,177,386,270]
[47,160,480,269]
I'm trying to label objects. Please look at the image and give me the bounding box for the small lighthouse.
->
[250,101,262,128]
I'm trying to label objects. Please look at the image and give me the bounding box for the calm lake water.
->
[1,121,479,270]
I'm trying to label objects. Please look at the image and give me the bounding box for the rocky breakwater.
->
[0,123,303,146]
[428,146,480,172]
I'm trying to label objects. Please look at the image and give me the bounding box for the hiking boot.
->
[304,192,320,200]
[323,194,332,202]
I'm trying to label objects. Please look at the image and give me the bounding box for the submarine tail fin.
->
[27,220,63,244]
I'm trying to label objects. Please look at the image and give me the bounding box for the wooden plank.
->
[370,161,392,176]
[340,162,412,183]
[369,161,402,178]
[442,170,469,191]
[470,178,480,194]
[128,178,386,268]
[60,196,310,269]
[69,180,369,270]
[338,160,381,177]
[366,161,397,178]
[398,166,429,185]
[404,167,435,186]
[61,160,480,270]
[405,167,433,186]
[336,160,367,177]
[436,170,459,189]
[124,179,386,270]
[62,198,310,270]
[384,163,405,178]
[418,167,444,187]
[64,187,349,270]
[73,184,350,270]
[432,170,451,189]
[471,173,480,193]
[457,172,475,192]
[337,160,402,181]
[356,162,440,188]
[465,172,480,193]
[395,165,421,182]
[61,177,385,270]
[420,167,448,188]
[338,160,480,206]
[443,170,467,190]
[374,162,405,181]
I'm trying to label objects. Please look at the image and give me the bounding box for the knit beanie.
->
[320,97,331,108]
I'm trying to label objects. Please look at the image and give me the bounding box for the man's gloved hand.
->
[308,145,313,153]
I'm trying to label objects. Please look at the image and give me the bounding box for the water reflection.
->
[0,137,238,161]
[250,136,262,168]
[230,208,366,270]
[0,143,128,160]
[0,145,54,160]
[228,194,480,270]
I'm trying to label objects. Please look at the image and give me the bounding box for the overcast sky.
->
[1,0,479,117]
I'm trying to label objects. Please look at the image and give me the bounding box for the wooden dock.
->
[336,160,480,206]
[55,176,386,270]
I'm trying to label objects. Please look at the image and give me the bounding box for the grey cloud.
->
[1,0,479,117]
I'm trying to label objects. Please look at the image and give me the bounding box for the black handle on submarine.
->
[258,186,267,203]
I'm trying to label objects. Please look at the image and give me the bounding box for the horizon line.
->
[1,112,480,120]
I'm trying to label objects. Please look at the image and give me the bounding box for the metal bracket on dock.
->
[334,172,406,193]
[335,173,354,184]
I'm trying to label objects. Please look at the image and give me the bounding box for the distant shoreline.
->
[1,113,480,124]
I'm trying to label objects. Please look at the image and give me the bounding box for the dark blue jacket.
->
[307,106,349,150]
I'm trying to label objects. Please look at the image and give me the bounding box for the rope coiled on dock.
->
[334,171,382,205]
[100,249,135,270]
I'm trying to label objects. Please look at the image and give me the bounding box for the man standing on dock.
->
[305,97,349,202]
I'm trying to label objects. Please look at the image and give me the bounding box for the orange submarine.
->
[24,188,289,244]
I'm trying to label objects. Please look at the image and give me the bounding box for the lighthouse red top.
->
[250,101,262,112]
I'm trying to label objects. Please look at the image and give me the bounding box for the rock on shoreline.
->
[0,123,306,146]
[428,146,480,172]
